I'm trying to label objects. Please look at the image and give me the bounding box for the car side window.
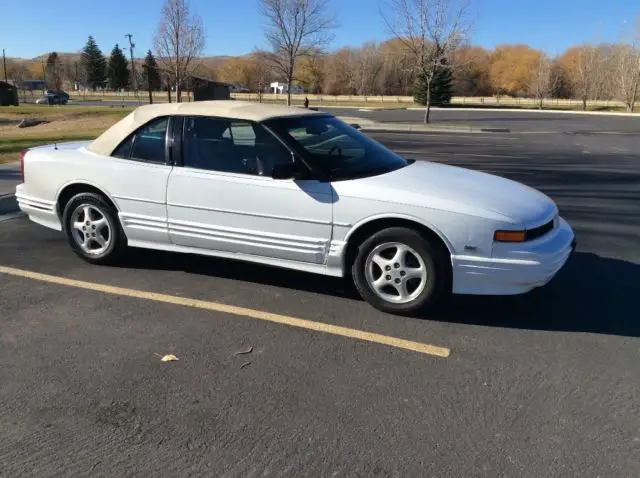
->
[182,116,292,176]
[131,117,168,162]
[112,117,168,163]
[112,136,133,158]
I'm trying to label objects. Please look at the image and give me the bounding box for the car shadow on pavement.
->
[123,249,639,338]
[433,252,640,338]
[121,248,361,299]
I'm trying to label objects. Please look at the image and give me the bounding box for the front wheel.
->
[62,193,127,265]
[351,227,449,315]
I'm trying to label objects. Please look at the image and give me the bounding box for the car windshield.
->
[266,115,408,180]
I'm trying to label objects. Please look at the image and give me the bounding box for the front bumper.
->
[451,217,576,296]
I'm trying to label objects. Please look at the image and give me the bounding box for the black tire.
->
[61,192,127,265]
[351,227,450,315]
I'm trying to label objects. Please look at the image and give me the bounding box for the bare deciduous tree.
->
[154,0,205,103]
[258,0,336,105]
[614,18,640,112]
[251,49,273,102]
[528,53,555,110]
[297,49,326,94]
[355,42,384,96]
[571,43,602,111]
[382,0,472,123]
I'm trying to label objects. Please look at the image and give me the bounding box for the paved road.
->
[0,161,20,195]
[325,107,640,133]
[1,130,639,476]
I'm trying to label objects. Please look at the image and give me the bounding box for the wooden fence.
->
[66,90,631,109]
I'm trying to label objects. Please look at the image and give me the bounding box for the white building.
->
[270,82,304,94]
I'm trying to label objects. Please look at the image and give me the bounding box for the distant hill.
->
[11,52,247,64]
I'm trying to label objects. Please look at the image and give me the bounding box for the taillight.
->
[19,149,28,182]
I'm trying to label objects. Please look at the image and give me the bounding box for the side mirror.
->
[271,162,296,180]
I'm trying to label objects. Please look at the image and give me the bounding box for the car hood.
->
[337,160,556,226]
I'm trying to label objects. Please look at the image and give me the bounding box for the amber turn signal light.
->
[494,230,526,242]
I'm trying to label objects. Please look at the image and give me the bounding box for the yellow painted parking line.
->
[0,265,450,358]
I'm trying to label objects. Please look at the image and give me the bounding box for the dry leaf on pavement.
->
[154,353,179,362]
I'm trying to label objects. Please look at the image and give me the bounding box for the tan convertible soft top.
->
[86,100,326,157]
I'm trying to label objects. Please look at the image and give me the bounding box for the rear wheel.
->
[62,193,126,265]
[351,227,449,315]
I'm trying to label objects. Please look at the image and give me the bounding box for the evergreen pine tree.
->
[142,50,162,91]
[107,44,130,91]
[80,36,106,90]
[45,52,62,91]
[413,59,453,107]
[430,62,452,106]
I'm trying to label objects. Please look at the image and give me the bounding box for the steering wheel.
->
[328,145,342,157]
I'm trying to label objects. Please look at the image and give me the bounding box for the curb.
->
[317,105,408,111]
[0,194,19,216]
[335,115,508,134]
[406,107,639,116]
[359,124,510,134]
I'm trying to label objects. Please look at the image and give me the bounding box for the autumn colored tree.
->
[217,57,258,88]
[549,60,573,98]
[452,46,491,96]
[297,52,326,94]
[323,47,359,95]
[6,60,28,95]
[376,38,415,95]
[489,44,541,96]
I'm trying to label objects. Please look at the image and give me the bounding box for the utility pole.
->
[125,34,138,97]
[41,59,46,93]
[2,49,7,82]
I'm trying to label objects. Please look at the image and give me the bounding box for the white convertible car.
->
[15,101,576,315]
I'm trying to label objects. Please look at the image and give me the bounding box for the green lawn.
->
[0,105,128,163]
[0,104,134,116]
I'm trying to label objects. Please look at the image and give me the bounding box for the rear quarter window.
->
[111,116,169,163]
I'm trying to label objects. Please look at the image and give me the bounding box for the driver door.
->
[166,116,334,265]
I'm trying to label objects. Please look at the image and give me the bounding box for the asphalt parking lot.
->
[1,122,639,476]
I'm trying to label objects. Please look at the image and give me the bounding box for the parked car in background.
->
[229,84,251,93]
[36,91,69,105]
[15,101,576,315]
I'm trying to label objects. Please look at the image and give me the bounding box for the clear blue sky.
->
[1,0,637,59]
